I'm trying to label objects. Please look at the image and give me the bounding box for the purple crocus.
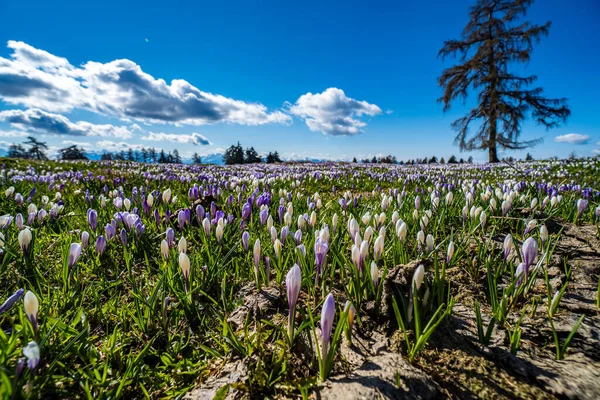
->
[88,209,98,231]
[259,209,269,225]
[294,229,302,245]
[242,202,251,220]
[522,237,538,268]
[166,227,175,247]
[96,236,107,255]
[120,228,127,245]
[68,243,82,270]
[105,223,116,240]
[314,237,329,276]
[0,288,24,315]
[242,231,250,253]
[320,293,336,374]
[177,210,186,230]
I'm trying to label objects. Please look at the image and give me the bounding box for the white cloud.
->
[554,133,590,145]
[287,88,382,136]
[0,108,134,138]
[0,129,22,137]
[141,131,210,145]
[0,41,291,126]
[95,140,146,152]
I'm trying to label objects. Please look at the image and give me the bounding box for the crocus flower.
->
[105,223,116,240]
[119,228,127,245]
[18,227,32,254]
[179,252,191,292]
[81,231,89,250]
[540,225,548,246]
[242,202,251,220]
[412,264,425,291]
[96,236,107,255]
[344,301,356,342]
[314,237,329,275]
[241,231,250,253]
[286,264,301,340]
[259,209,269,225]
[166,227,175,247]
[515,262,525,287]
[202,217,211,237]
[0,288,24,315]
[15,213,23,230]
[68,243,82,270]
[253,239,261,283]
[576,199,588,220]
[161,239,169,260]
[373,235,384,262]
[426,234,434,252]
[273,239,282,261]
[24,291,38,333]
[522,237,538,269]
[88,209,98,231]
[320,293,336,377]
[503,234,513,261]
[22,341,40,372]
[178,236,187,253]
[370,261,379,289]
[447,241,455,264]
[216,224,224,243]
[417,230,425,251]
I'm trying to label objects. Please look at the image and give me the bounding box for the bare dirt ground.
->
[185,220,600,399]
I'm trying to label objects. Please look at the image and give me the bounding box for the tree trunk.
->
[488,118,499,163]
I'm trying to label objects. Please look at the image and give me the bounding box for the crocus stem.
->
[288,308,295,343]
[320,338,329,381]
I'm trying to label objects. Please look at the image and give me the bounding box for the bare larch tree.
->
[438,0,570,162]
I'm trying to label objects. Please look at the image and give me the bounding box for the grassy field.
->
[0,158,599,399]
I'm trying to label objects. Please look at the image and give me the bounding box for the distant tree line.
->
[99,148,197,164]
[5,137,201,164]
[222,142,282,165]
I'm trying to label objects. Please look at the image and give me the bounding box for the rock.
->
[319,351,440,400]
[183,359,248,400]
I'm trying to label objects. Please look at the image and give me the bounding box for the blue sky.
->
[0,0,598,162]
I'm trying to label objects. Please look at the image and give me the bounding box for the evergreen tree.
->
[352,157,357,163]
[244,147,261,163]
[223,142,245,165]
[101,152,113,161]
[7,144,27,159]
[438,0,570,162]
[141,147,148,163]
[24,136,48,160]
[172,149,182,164]
[158,150,167,163]
[525,152,534,161]
[127,149,135,161]
[192,152,202,164]
[448,155,458,164]
[59,145,88,160]
[149,148,157,163]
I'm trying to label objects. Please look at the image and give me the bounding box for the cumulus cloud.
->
[0,40,291,126]
[0,129,22,137]
[96,140,145,152]
[0,108,134,138]
[287,88,382,136]
[554,133,590,145]
[141,131,210,145]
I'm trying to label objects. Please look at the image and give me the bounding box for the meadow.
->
[0,158,599,399]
